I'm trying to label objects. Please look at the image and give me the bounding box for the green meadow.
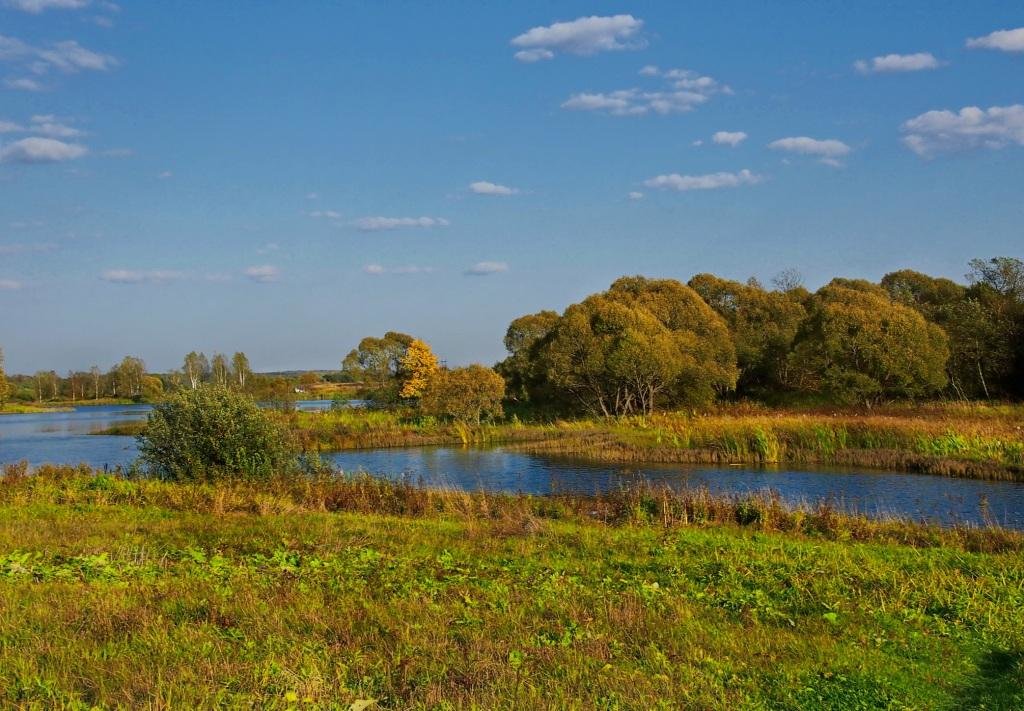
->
[1,468,1021,709]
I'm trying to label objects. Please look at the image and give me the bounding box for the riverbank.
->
[0,403,74,415]
[286,403,1024,481]
[0,466,1021,708]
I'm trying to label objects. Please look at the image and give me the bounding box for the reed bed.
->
[3,462,1020,553]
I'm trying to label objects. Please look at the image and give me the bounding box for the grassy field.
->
[1,466,1022,708]
[285,403,1024,481]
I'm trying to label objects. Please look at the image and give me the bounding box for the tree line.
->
[3,256,1020,416]
[495,257,1024,415]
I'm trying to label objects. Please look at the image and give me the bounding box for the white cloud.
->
[353,216,450,231]
[469,180,519,196]
[362,264,434,275]
[691,139,704,147]
[305,192,319,200]
[0,120,22,133]
[644,169,762,192]
[28,115,83,138]
[768,136,851,163]
[465,261,508,276]
[100,269,185,284]
[513,49,554,63]
[901,104,1024,157]
[36,40,117,72]
[3,77,43,91]
[628,191,644,200]
[3,0,88,12]
[156,170,172,179]
[244,265,279,283]
[0,278,22,290]
[0,137,86,163]
[638,64,660,76]
[308,209,342,219]
[712,130,747,147]
[854,52,942,74]
[562,68,730,117]
[511,15,644,61]
[0,34,117,77]
[966,27,1024,53]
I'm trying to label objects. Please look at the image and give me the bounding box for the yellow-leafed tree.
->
[399,339,440,399]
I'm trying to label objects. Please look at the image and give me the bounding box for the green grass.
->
[0,467,1022,708]
[0,403,74,415]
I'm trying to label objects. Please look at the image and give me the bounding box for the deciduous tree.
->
[399,339,439,399]
[789,281,948,405]
[421,365,505,424]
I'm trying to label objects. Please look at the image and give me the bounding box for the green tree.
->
[231,352,252,390]
[689,273,807,396]
[0,347,9,407]
[789,281,949,405]
[495,310,559,404]
[211,353,229,388]
[183,351,209,389]
[540,277,737,415]
[399,339,439,399]
[341,331,415,401]
[116,356,146,400]
[421,365,506,424]
[139,387,296,481]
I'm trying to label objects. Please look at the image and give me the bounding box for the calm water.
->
[2,405,1023,529]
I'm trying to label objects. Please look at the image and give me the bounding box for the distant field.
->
[0,468,1021,708]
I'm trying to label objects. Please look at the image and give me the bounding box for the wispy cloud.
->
[511,15,644,62]
[854,52,943,74]
[243,265,280,283]
[0,137,87,163]
[3,0,89,13]
[769,136,851,166]
[0,242,57,255]
[0,278,22,290]
[644,169,762,192]
[0,33,117,80]
[27,114,83,138]
[562,67,731,117]
[353,216,450,231]
[3,77,44,91]
[100,269,186,284]
[966,27,1024,53]
[363,264,435,275]
[712,130,747,147]
[464,261,508,276]
[308,209,342,220]
[469,180,519,196]
[901,104,1024,157]
[627,191,644,200]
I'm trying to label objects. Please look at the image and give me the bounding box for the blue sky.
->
[1,1,1022,374]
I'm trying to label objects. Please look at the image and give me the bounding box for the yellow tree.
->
[399,339,439,399]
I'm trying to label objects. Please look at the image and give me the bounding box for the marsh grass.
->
[0,464,1022,708]
[281,403,1024,481]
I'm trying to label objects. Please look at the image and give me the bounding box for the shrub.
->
[421,365,505,424]
[138,387,296,481]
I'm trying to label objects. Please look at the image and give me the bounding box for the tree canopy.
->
[789,281,949,405]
